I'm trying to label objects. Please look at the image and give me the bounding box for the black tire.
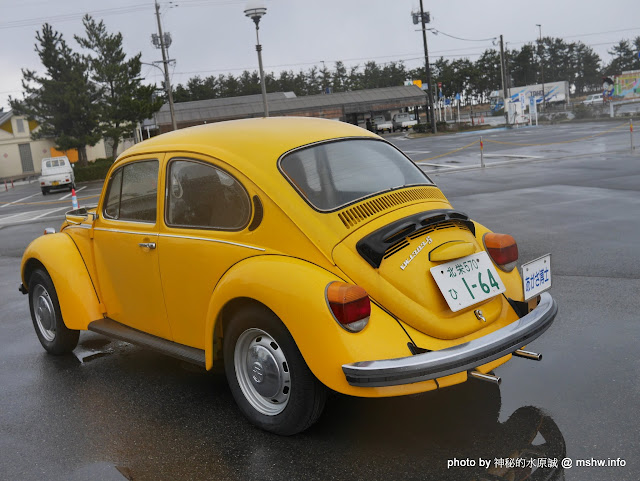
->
[223,306,327,435]
[41,188,47,196]
[28,268,79,355]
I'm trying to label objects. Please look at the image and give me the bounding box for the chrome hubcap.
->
[32,284,56,342]
[234,328,290,416]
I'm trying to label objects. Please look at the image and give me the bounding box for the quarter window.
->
[166,159,251,230]
[103,160,158,223]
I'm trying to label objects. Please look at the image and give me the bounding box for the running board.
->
[88,318,206,367]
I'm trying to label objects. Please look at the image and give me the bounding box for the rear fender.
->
[22,233,103,330]
[204,256,415,395]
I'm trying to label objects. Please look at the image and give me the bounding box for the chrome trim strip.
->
[93,227,155,236]
[342,292,557,387]
[158,233,265,251]
[63,224,91,230]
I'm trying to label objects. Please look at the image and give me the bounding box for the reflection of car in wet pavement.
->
[314,381,566,481]
[20,117,557,435]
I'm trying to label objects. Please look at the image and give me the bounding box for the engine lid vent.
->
[337,187,448,229]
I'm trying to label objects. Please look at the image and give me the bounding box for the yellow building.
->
[0,110,133,180]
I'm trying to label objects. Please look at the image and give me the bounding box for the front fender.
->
[22,233,103,330]
[205,255,420,396]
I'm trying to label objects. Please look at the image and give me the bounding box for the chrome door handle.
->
[139,242,156,249]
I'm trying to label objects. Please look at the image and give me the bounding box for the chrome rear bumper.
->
[342,292,557,387]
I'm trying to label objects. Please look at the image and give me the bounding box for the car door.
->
[93,156,173,339]
[157,155,259,349]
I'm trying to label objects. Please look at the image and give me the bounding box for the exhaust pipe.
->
[469,371,501,385]
[513,349,542,361]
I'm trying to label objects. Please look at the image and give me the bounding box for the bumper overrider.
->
[342,292,558,387]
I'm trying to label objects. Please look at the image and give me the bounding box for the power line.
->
[0,4,151,30]
[428,29,496,42]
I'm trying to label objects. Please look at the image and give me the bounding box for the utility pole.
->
[499,35,509,126]
[536,24,545,112]
[155,0,177,131]
[419,0,436,133]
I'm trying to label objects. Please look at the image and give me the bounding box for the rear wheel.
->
[223,306,326,435]
[28,268,79,355]
[41,188,47,195]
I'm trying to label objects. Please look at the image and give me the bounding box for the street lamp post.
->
[244,2,269,117]
[536,24,545,111]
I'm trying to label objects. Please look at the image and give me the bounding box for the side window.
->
[104,169,123,219]
[166,159,251,230]
[103,160,158,222]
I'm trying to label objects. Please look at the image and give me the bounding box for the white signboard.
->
[521,254,552,301]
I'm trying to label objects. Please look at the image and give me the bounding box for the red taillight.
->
[326,282,371,332]
[40,182,45,186]
[483,233,518,271]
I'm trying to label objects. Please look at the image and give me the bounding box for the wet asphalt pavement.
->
[1,121,638,480]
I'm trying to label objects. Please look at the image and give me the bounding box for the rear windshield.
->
[45,159,64,168]
[280,139,433,211]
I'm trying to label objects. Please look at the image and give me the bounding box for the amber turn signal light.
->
[483,233,518,271]
[326,282,371,332]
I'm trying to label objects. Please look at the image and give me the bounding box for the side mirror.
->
[65,207,98,225]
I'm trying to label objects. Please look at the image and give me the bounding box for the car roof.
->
[117,117,377,174]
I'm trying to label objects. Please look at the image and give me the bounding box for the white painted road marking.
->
[60,185,86,200]
[0,192,40,209]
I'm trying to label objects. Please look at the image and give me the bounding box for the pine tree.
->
[76,15,162,157]
[10,24,101,166]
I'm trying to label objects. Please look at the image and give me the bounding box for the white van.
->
[583,93,603,105]
[39,156,75,195]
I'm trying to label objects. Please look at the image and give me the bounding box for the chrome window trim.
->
[102,159,159,223]
[158,233,265,251]
[164,157,252,232]
[277,137,435,213]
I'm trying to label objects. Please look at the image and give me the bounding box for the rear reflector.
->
[483,233,518,271]
[326,282,371,332]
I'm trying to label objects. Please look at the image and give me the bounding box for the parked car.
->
[20,117,557,435]
[392,113,418,131]
[582,93,603,105]
[38,156,75,195]
[372,115,392,134]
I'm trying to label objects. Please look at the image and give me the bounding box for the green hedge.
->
[74,157,113,183]
[413,121,448,133]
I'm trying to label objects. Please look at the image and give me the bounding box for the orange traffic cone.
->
[71,188,79,210]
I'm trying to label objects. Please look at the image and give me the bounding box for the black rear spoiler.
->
[356,209,475,268]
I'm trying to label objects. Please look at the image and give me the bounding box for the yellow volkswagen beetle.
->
[20,117,557,435]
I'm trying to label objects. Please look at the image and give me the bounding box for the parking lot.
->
[1,121,638,480]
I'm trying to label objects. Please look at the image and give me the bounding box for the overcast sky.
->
[2,0,639,110]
